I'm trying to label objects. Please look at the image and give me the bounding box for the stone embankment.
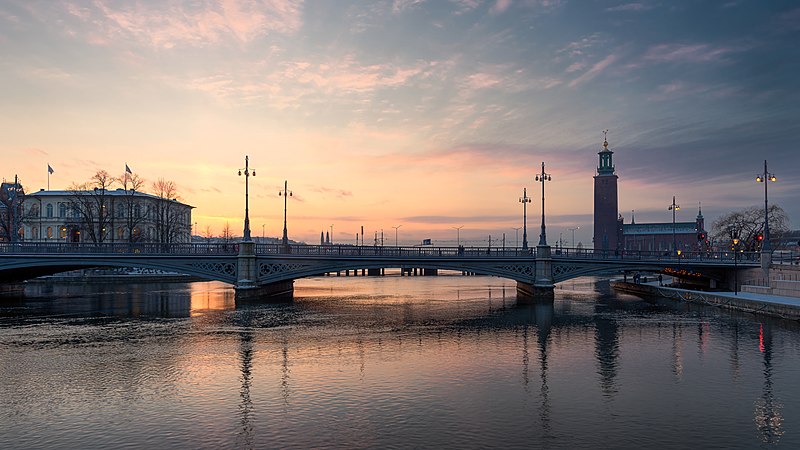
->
[612,280,800,321]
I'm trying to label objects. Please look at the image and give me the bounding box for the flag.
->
[125,163,132,174]
[48,164,54,174]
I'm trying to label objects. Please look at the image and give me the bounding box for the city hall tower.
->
[593,131,619,251]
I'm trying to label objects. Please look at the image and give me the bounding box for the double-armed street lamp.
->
[668,196,680,253]
[512,227,522,249]
[535,162,552,246]
[453,225,464,247]
[278,180,291,246]
[756,160,777,252]
[238,156,256,241]
[392,224,402,247]
[569,226,580,248]
[519,187,531,249]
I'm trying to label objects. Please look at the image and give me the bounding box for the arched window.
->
[134,204,141,218]
[117,227,124,239]
[47,227,53,239]
[31,227,39,239]
[59,227,67,239]
[46,204,54,218]
[58,203,66,218]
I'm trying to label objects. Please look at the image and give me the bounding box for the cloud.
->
[568,53,618,87]
[605,3,653,12]
[58,0,304,49]
[643,43,744,63]
[491,0,513,15]
[392,0,427,14]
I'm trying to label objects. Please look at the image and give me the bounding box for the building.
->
[593,133,619,251]
[21,188,194,244]
[621,209,707,253]
[0,179,24,242]
[592,135,707,253]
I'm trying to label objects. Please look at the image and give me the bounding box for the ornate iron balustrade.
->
[0,242,761,264]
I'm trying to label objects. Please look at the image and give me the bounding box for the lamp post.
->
[535,162,552,246]
[756,160,777,252]
[392,224,402,247]
[668,196,680,253]
[238,156,255,241]
[519,187,531,249]
[330,224,334,245]
[453,225,464,247]
[733,235,740,296]
[569,226,580,248]
[512,227,522,249]
[278,180,291,246]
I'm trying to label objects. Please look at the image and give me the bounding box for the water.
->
[1,274,799,449]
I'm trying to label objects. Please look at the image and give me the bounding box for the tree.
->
[116,172,147,243]
[221,221,233,245]
[0,176,24,242]
[68,171,115,243]
[711,205,789,251]
[151,178,182,244]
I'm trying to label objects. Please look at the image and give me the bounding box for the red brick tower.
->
[593,131,619,251]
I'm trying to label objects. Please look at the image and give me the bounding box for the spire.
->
[597,129,615,175]
[697,201,703,219]
[631,209,635,225]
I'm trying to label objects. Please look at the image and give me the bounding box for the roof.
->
[623,222,699,236]
[28,188,194,209]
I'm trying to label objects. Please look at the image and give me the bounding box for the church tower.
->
[593,131,619,251]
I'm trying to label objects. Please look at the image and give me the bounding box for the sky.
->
[1,0,798,247]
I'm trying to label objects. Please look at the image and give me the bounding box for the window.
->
[46,204,53,218]
[117,227,124,239]
[47,227,53,239]
[59,227,67,239]
[58,203,66,218]
[31,227,39,239]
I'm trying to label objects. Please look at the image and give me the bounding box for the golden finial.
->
[603,129,609,149]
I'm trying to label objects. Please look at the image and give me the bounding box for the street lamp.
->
[569,226,580,248]
[756,160,777,252]
[668,196,680,253]
[238,156,255,241]
[453,225,464,247]
[732,235,740,296]
[519,187,531,249]
[511,227,522,249]
[535,162,552,246]
[392,224,402,247]
[278,180,291,246]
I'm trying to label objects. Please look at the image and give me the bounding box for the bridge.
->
[0,241,763,301]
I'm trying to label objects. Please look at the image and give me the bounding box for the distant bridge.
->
[0,242,762,300]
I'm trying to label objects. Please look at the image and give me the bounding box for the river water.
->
[1,274,799,449]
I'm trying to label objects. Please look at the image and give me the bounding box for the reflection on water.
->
[1,276,800,449]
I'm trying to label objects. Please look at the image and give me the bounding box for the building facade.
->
[592,136,707,253]
[21,188,193,244]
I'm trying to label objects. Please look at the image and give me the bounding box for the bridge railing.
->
[0,241,762,263]
[551,247,761,262]
[0,242,240,255]
[254,244,537,258]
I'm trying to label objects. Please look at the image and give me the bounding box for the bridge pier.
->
[235,280,294,302]
[0,282,25,296]
[235,241,258,291]
[518,244,554,303]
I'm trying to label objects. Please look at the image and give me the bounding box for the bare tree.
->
[68,171,115,243]
[0,176,25,242]
[116,172,147,243]
[221,221,233,245]
[711,205,789,251]
[203,225,213,243]
[151,178,182,244]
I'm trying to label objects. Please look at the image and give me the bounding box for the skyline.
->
[2,0,798,246]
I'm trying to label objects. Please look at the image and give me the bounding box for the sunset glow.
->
[2,1,797,245]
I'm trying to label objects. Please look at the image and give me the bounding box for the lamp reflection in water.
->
[754,323,783,444]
